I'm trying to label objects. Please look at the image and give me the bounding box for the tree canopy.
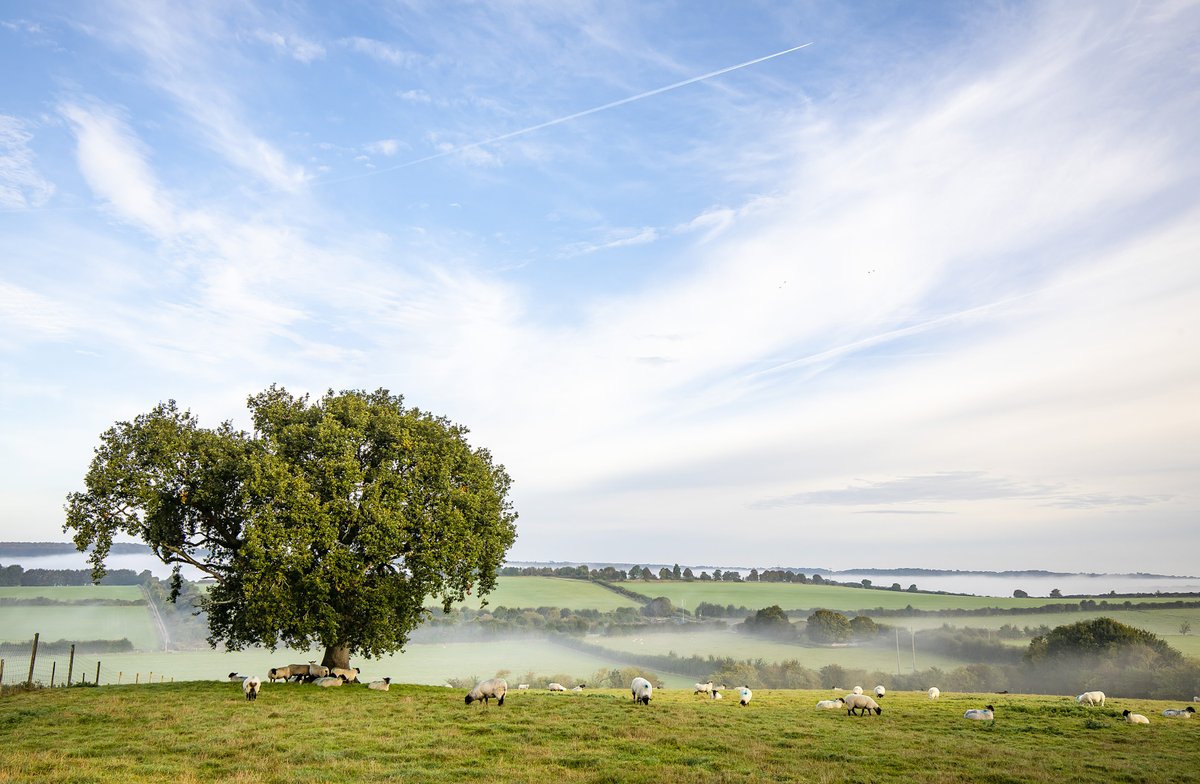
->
[1024,617,1182,665]
[806,609,852,643]
[65,386,517,668]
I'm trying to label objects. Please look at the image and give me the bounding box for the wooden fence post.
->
[118,672,123,685]
[67,644,75,686]
[26,633,39,688]
[50,661,56,687]
[135,673,139,684]
[95,661,101,686]
[0,658,5,686]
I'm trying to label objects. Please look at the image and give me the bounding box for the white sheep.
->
[518,684,530,690]
[874,685,886,699]
[548,682,566,692]
[1076,691,1105,707]
[268,665,300,683]
[738,686,752,707]
[1162,707,1195,718]
[844,694,882,716]
[228,672,246,682]
[928,687,940,700]
[1194,696,1200,703]
[465,678,507,706]
[851,686,864,695]
[631,677,653,705]
[1123,710,1149,724]
[242,676,262,701]
[329,666,361,683]
[313,675,346,688]
[963,705,995,721]
[366,677,391,691]
[713,691,723,700]
[816,698,845,710]
[693,681,714,696]
[571,684,586,693]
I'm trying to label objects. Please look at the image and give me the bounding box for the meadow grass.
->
[0,682,1196,783]
[456,577,639,611]
[0,604,159,649]
[0,586,144,601]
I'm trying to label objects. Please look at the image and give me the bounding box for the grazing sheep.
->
[1123,710,1150,724]
[851,686,864,695]
[874,685,886,699]
[1194,696,1199,703]
[518,684,530,690]
[1076,691,1106,707]
[631,677,653,705]
[366,677,391,691]
[844,694,882,716]
[694,682,715,696]
[738,686,753,707]
[465,678,507,706]
[816,698,845,710]
[548,682,566,692]
[242,676,261,701]
[963,705,995,721]
[1162,707,1196,718]
[928,687,940,700]
[313,675,346,688]
[329,667,361,683]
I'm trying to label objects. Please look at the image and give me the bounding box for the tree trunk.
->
[321,644,351,671]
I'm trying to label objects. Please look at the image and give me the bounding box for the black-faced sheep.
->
[1163,707,1195,718]
[268,665,299,683]
[329,666,361,683]
[738,686,752,707]
[816,698,845,710]
[964,705,995,721]
[631,677,653,705]
[694,681,714,696]
[1123,710,1150,724]
[228,672,245,682]
[874,685,886,699]
[547,682,566,692]
[313,675,347,688]
[844,694,882,716]
[367,677,391,691]
[465,678,507,706]
[243,676,261,701]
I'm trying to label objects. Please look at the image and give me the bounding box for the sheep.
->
[963,705,995,721]
[1076,691,1105,707]
[1123,710,1150,724]
[693,681,715,696]
[242,676,261,701]
[851,686,864,695]
[928,687,940,700]
[465,678,507,706]
[228,672,245,682]
[329,666,361,683]
[874,685,886,699]
[713,690,723,700]
[816,698,845,710]
[313,675,346,688]
[631,677,653,705]
[1195,696,1200,703]
[366,677,391,691]
[1162,707,1196,718]
[268,665,300,683]
[571,684,586,693]
[738,686,753,707]
[844,694,882,716]
[548,682,566,692]
[288,663,328,683]
[518,684,530,690]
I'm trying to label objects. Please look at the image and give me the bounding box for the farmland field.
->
[1,683,1197,783]
[0,604,159,650]
[0,586,144,601]
[456,577,639,611]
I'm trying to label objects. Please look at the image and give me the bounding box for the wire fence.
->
[0,634,174,692]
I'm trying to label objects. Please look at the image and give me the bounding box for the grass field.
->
[457,577,639,611]
[0,586,145,601]
[0,604,159,650]
[1,683,1196,783]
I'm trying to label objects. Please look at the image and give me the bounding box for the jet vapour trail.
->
[324,42,814,185]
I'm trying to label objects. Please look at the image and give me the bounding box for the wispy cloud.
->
[0,115,54,208]
[251,29,325,62]
[342,36,419,67]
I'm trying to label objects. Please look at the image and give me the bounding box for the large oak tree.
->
[65,386,517,669]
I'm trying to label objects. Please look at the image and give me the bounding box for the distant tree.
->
[907,584,918,592]
[744,605,792,637]
[807,609,852,644]
[699,571,712,581]
[641,567,654,580]
[811,574,823,584]
[748,568,760,582]
[818,663,848,689]
[860,579,872,588]
[682,567,695,581]
[642,596,676,618]
[722,569,741,582]
[1013,589,1029,598]
[712,568,723,581]
[849,615,878,637]
[1025,617,1182,665]
[1180,621,1192,636]
[890,582,902,591]
[658,567,672,580]
[64,386,517,670]
[672,563,682,580]
[1049,588,1062,598]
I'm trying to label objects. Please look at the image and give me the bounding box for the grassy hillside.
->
[1,683,1196,783]
[456,577,639,611]
[0,586,144,601]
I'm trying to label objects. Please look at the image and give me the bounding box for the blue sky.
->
[1,1,1197,574]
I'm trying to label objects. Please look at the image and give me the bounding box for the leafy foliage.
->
[806,609,851,643]
[64,386,517,666]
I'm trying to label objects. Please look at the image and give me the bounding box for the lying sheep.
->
[1123,710,1150,724]
[964,705,995,721]
[816,698,845,710]
[313,675,346,688]
[243,676,261,701]
[1076,691,1105,707]
[518,684,530,690]
[738,686,753,707]
[631,677,653,705]
[928,687,940,700]
[713,690,723,700]
[367,677,391,691]
[571,684,586,693]
[329,666,361,683]
[465,678,507,706]
[228,672,245,682]
[874,685,886,699]
[548,682,566,692]
[288,663,329,683]
[844,694,882,716]
[1163,707,1196,718]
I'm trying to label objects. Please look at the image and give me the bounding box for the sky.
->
[1,1,1198,575]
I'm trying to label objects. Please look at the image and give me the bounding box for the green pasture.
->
[456,577,638,611]
[626,580,1195,613]
[0,604,159,650]
[2,684,1197,783]
[0,586,144,601]
[591,629,971,674]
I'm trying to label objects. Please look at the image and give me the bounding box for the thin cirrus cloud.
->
[0,115,55,209]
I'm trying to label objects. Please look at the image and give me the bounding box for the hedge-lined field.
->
[455,577,640,611]
[1,683,1196,783]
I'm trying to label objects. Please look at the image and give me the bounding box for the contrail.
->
[324,42,813,185]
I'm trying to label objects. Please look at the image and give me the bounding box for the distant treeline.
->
[0,564,150,586]
[0,638,135,655]
[0,596,145,607]
[835,598,1200,618]
[0,542,150,557]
